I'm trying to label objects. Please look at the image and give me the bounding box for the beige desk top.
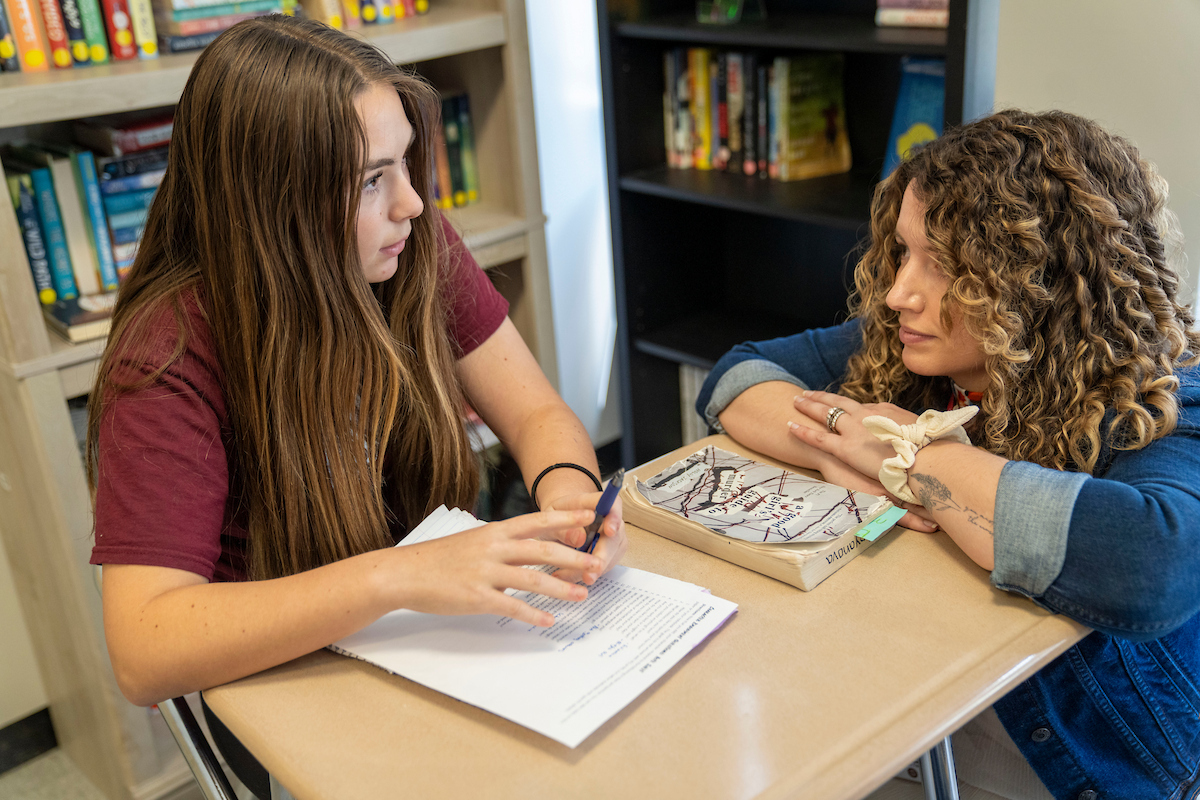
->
[205,452,1089,800]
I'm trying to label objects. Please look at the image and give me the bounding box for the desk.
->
[204,506,1088,800]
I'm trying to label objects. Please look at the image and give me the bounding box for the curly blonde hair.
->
[840,109,1199,473]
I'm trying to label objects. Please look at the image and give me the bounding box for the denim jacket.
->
[697,320,1200,800]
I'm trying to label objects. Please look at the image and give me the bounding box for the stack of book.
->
[2,110,170,342]
[296,0,427,30]
[662,49,852,182]
[433,92,480,210]
[150,0,282,54]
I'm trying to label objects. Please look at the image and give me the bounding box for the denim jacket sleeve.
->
[696,320,863,431]
[992,369,1200,641]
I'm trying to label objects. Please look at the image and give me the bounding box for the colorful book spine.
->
[36,0,72,67]
[110,226,142,245]
[156,28,218,52]
[358,0,378,23]
[166,0,277,21]
[341,0,360,27]
[98,167,164,194]
[4,0,49,70]
[295,0,339,27]
[7,174,58,304]
[455,94,479,205]
[671,48,690,169]
[55,0,89,64]
[75,150,120,291]
[741,52,757,176]
[106,206,148,230]
[713,52,728,170]
[0,0,19,71]
[662,51,676,167]
[100,0,137,59]
[97,147,169,179]
[432,125,452,211]
[74,0,106,62]
[28,167,78,300]
[441,96,465,207]
[688,48,711,170]
[767,60,780,179]
[127,0,157,57]
[725,52,743,173]
[102,186,155,214]
[413,0,425,12]
[755,61,768,178]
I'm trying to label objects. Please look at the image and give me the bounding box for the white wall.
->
[526,0,621,447]
[0,533,47,728]
[994,0,1200,312]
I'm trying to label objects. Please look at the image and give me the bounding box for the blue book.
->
[102,187,156,216]
[884,57,945,178]
[99,168,165,195]
[111,225,144,245]
[75,150,120,292]
[107,207,148,230]
[28,168,79,301]
[6,174,58,305]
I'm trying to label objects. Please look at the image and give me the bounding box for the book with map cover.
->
[622,435,906,591]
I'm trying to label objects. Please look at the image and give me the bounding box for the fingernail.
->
[800,390,811,397]
[787,421,799,430]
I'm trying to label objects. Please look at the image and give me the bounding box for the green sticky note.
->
[855,505,907,542]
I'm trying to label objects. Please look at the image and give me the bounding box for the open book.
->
[623,435,906,591]
[329,506,737,748]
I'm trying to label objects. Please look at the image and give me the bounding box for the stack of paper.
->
[330,506,737,747]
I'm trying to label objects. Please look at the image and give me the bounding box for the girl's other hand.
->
[391,508,602,627]
[541,491,629,585]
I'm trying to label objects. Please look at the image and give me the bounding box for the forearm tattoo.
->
[909,472,994,536]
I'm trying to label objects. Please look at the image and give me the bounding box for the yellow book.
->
[688,47,711,170]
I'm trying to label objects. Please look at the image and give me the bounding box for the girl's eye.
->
[364,171,383,191]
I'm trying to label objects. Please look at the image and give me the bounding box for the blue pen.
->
[580,468,624,553]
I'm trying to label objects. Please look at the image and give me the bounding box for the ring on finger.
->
[826,406,847,433]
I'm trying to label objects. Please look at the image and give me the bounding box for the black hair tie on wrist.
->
[530,463,602,511]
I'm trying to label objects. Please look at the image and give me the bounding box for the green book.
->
[75,0,111,64]
[455,94,480,205]
[168,0,279,22]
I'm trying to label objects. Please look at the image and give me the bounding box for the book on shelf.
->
[2,150,79,299]
[875,0,948,28]
[74,0,108,62]
[774,53,852,182]
[432,124,452,210]
[688,47,711,170]
[724,52,744,174]
[35,0,72,67]
[100,0,139,59]
[157,27,217,51]
[740,52,757,175]
[712,52,728,170]
[441,95,465,206]
[98,167,164,194]
[755,60,768,177]
[622,435,907,591]
[44,290,117,343]
[452,93,479,205]
[884,56,945,178]
[74,110,174,157]
[127,0,159,57]
[438,91,481,208]
[0,0,21,71]
[6,173,58,304]
[296,0,340,28]
[4,0,50,70]
[74,149,121,291]
[54,0,90,65]
[96,145,169,180]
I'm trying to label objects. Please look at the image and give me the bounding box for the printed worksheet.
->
[636,445,886,544]
[330,506,737,748]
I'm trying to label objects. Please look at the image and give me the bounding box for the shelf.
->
[0,5,507,127]
[614,13,946,55]
[633,308,822,370]
[619,165,874,229]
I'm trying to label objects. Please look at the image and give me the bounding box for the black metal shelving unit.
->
[597,0,996,466]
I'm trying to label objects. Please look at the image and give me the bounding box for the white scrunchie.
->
[862,406,979,503]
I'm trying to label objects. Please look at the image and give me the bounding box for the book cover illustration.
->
[883,56,945,177]
[636,445,887,545]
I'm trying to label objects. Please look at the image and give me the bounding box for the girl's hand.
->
[788,391,937,532]
[391,508,603,627]
[541,491,629,585]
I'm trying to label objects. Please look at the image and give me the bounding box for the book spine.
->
[662,50,675,168]
[49,154,101,295]
[4,0,49,70]
[101,185,155,214]
[73,0,105,61]
[688,48,710,169]
[106,206,147,230]
[712,52,727,170]
[110,225,141,245]
[54,0,88,64]
[874,7,948,26]
[341,0,359,27]
[767,60,780,179]
[35,0,72,67]
[456,94,479,205]
[432,123,452,211]
[413,0,424,12]
[672,48,690,169]
[741,52,757,176]
[128,0,158,57]
[28,167,78,299]
[7,175,58,304]
[100,0,138,59]
[97,147,169,178]
[0,0,20,72]
[76,150,119,290]
[725,52,743,173]
[708,56,719,170]
[111,239,137,261]
[755,62,767,178]
[155,28,216,51]
[296,0,339,26]
[81,119,173,156]
[99,169,164,195]
[166,0,276,21]
[358,0,377,23]
[441,96,465,207]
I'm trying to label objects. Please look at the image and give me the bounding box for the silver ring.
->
[826,406,847,433]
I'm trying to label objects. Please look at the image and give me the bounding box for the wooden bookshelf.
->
[597,0,996,466]
[0,2,555,798]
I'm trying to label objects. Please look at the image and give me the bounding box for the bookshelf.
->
[596,0,997,467]
[0,2,555,798]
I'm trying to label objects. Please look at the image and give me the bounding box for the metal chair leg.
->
[919,737,960,800]
[159,697,238,800]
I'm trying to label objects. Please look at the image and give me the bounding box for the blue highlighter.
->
[580,468,624,553]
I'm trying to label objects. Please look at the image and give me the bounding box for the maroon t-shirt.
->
[90,220,508,582]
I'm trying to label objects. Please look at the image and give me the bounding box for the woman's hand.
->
[789,390,937,531]
[391,508,604,627]
[540,490,629,585]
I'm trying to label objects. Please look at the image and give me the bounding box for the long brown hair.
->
[87,16,479,579]
[840,109,1199,473]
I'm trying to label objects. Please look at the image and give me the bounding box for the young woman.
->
[697,110,1200,800]
[88,14,626,732]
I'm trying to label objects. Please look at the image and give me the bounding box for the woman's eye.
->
[364,172,383,191]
